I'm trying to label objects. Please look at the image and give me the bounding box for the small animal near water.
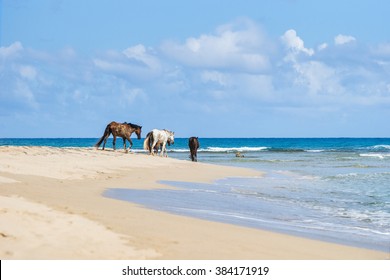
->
[188,137,199,162]
[143,129,175,157]
[95,121,142,152]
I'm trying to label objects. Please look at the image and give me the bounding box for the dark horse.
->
[188,137,199,162]
[95,121,142,151]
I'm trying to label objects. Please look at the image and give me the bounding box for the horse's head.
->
[168,131,175,145]
[135,126,142,139]
[129,123,142,139]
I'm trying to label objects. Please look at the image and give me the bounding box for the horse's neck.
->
[128,125,138,133]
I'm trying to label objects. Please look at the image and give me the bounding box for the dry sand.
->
[0,146,388,259]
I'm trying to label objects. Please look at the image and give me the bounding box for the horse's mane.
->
[126,122,142,129]
[163,129,174,134]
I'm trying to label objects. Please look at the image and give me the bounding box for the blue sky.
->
[1,0,390,137]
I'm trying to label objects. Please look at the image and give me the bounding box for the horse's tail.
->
[94,124,111,149]
[143,132,152,152]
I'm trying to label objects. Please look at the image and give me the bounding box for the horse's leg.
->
[127,137,133,150]
[151,139,158,156]
[122,137,127,153]
[194,143,199,161]
[103,137,107,150]
[102,133,110,150]
[97,125,111,150]
[161,142,166,157]
[113,135,116,150]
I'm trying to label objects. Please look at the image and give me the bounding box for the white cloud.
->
[281,29,314,61]
[93,58,130,73]
[235,73,274,100]
[123,44,161,71]
[19,65,37,80]
[293,61,344,95]
[280,30,347,97]
[121,87,146,104]
[199,70,274,102]
[1,16,390,137]
[161,19,271,73]
[374,43,390,56]
[0,41,23,58]
[317,43,328,51]
[334,34,356,45]
[201,70,228,86]
[59,47,77,60]
[15,79,38,108]
[93,45,162,81]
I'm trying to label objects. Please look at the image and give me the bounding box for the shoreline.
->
[0,146,388,259]
[104,183,388,253]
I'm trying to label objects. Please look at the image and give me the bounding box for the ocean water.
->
[2,137,390,252]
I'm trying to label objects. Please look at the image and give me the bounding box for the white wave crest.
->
[369,145,390,150]
[203,146,268,153]
[305,149,325,153]
[359,153,390,159]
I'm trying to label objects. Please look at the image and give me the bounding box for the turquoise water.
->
[2,138,390,252]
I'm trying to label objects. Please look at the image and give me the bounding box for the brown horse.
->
[188,137,199,162]
[95,121,142,151]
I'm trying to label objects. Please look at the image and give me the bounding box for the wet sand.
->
[0,146,387,259]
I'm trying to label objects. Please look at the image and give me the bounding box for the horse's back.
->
[152,129,169,141]
[188,137,199,162]
[108,121,119,127]
[189,137,199,150]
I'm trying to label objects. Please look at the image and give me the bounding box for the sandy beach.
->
[0,146,388,259]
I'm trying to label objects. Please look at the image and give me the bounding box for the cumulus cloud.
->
[373,43,390,56]
[0,41,23,58]
[161,19,271,73]
[120,87,146,105]
[1,18,390,137]
[281,29,314,61]
[93,45,162,81]
[334,34,356,45]
[93,58,133,75]
[18,65,37,80]
[280,30,346,97]
[317,43,328,51]
[201,70,228,87]
[197,68,275,104]
[293,61,344,96]
[14,80,38,108]
[123,44,161,71]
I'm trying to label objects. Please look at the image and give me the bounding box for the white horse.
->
[143,129,175,157]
